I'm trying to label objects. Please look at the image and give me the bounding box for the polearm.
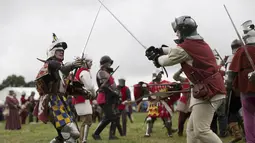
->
[223,5,244,45]
[223,5,255,125]
[81,2,103,58]
[213,49,224,62]
[97,0,146,50]
[97,0,168,77]
[128,89,191,104]
[71,2,103,84]
[223,5,255,76]
[130,82,191,87]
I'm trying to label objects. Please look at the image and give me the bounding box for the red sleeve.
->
[229,48,243,72]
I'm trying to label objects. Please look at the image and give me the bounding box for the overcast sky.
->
[0,0,255,88]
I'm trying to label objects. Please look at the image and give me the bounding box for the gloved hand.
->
[152,57,161,68]
[145,46,157,60]
[85,90,96,100]
[145,46,162,68]
[72,58,83,68]
[145,46,163,60]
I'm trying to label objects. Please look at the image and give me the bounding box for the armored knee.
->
[146,117,152,123]
[61,122,80,140]
[164,120,172,127]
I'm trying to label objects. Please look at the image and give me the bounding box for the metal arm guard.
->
[60,62,75,76]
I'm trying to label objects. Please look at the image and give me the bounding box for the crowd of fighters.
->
[33,15,255,143]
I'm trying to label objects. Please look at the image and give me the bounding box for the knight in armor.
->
[143,70,179,137]
[115,78,131,136]
[224,39,243,143]
[145,16,226,142]
[34,34,82,143]
[228,20,255,143]
[92,55,120,140]
[72,55,96,143]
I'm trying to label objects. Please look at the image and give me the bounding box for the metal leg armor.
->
[121,110,127,136]
[50,137,64,143]
[144,117,153,137]
[80,124,90,143]
[60,122,80,143]
[109,121,119,140]
[114,115,124,136]
[165,120,173,137]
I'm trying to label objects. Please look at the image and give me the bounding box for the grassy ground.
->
[0,113,245,143]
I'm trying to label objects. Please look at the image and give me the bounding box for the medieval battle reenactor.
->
[115,78,131,136]
[145,16,226,143]
[28,91,36,123]
[173,69,191,137]
[225,39,243,143]
[20,92,28,124]
[137,70,180,137]
[92,55,120,140]
[34,34,82,143]
[72,55,96,143]
[5,90,21,130]
[228,20,255,143]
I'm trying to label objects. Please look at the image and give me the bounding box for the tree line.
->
[0,74,35,90]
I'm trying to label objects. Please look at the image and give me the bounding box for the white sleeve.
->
[79,70,94,91]
[162,47,169,54]
[158,46,192,66]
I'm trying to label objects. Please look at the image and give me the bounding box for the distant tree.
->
[24,81,36,87]
[0,74,26,90]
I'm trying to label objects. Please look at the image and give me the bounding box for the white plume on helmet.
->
[46,33,67,60]
[241,20,255,44]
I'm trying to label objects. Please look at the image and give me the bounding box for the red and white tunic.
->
[72,68,95,116]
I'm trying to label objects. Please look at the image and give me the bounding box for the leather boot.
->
[92,119,110,140]
[109,122,119,140]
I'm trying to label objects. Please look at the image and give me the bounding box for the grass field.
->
[0,113,245,143]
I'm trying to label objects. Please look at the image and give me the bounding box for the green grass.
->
[0,113,245,143]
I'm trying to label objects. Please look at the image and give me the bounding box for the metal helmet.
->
[231,39,242,50]
[241,20,255,44]
[46,33,67,60]
[171,16,198,39]
[100,55,113,66]
[152,69,163,80]
[118,78,126,87]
